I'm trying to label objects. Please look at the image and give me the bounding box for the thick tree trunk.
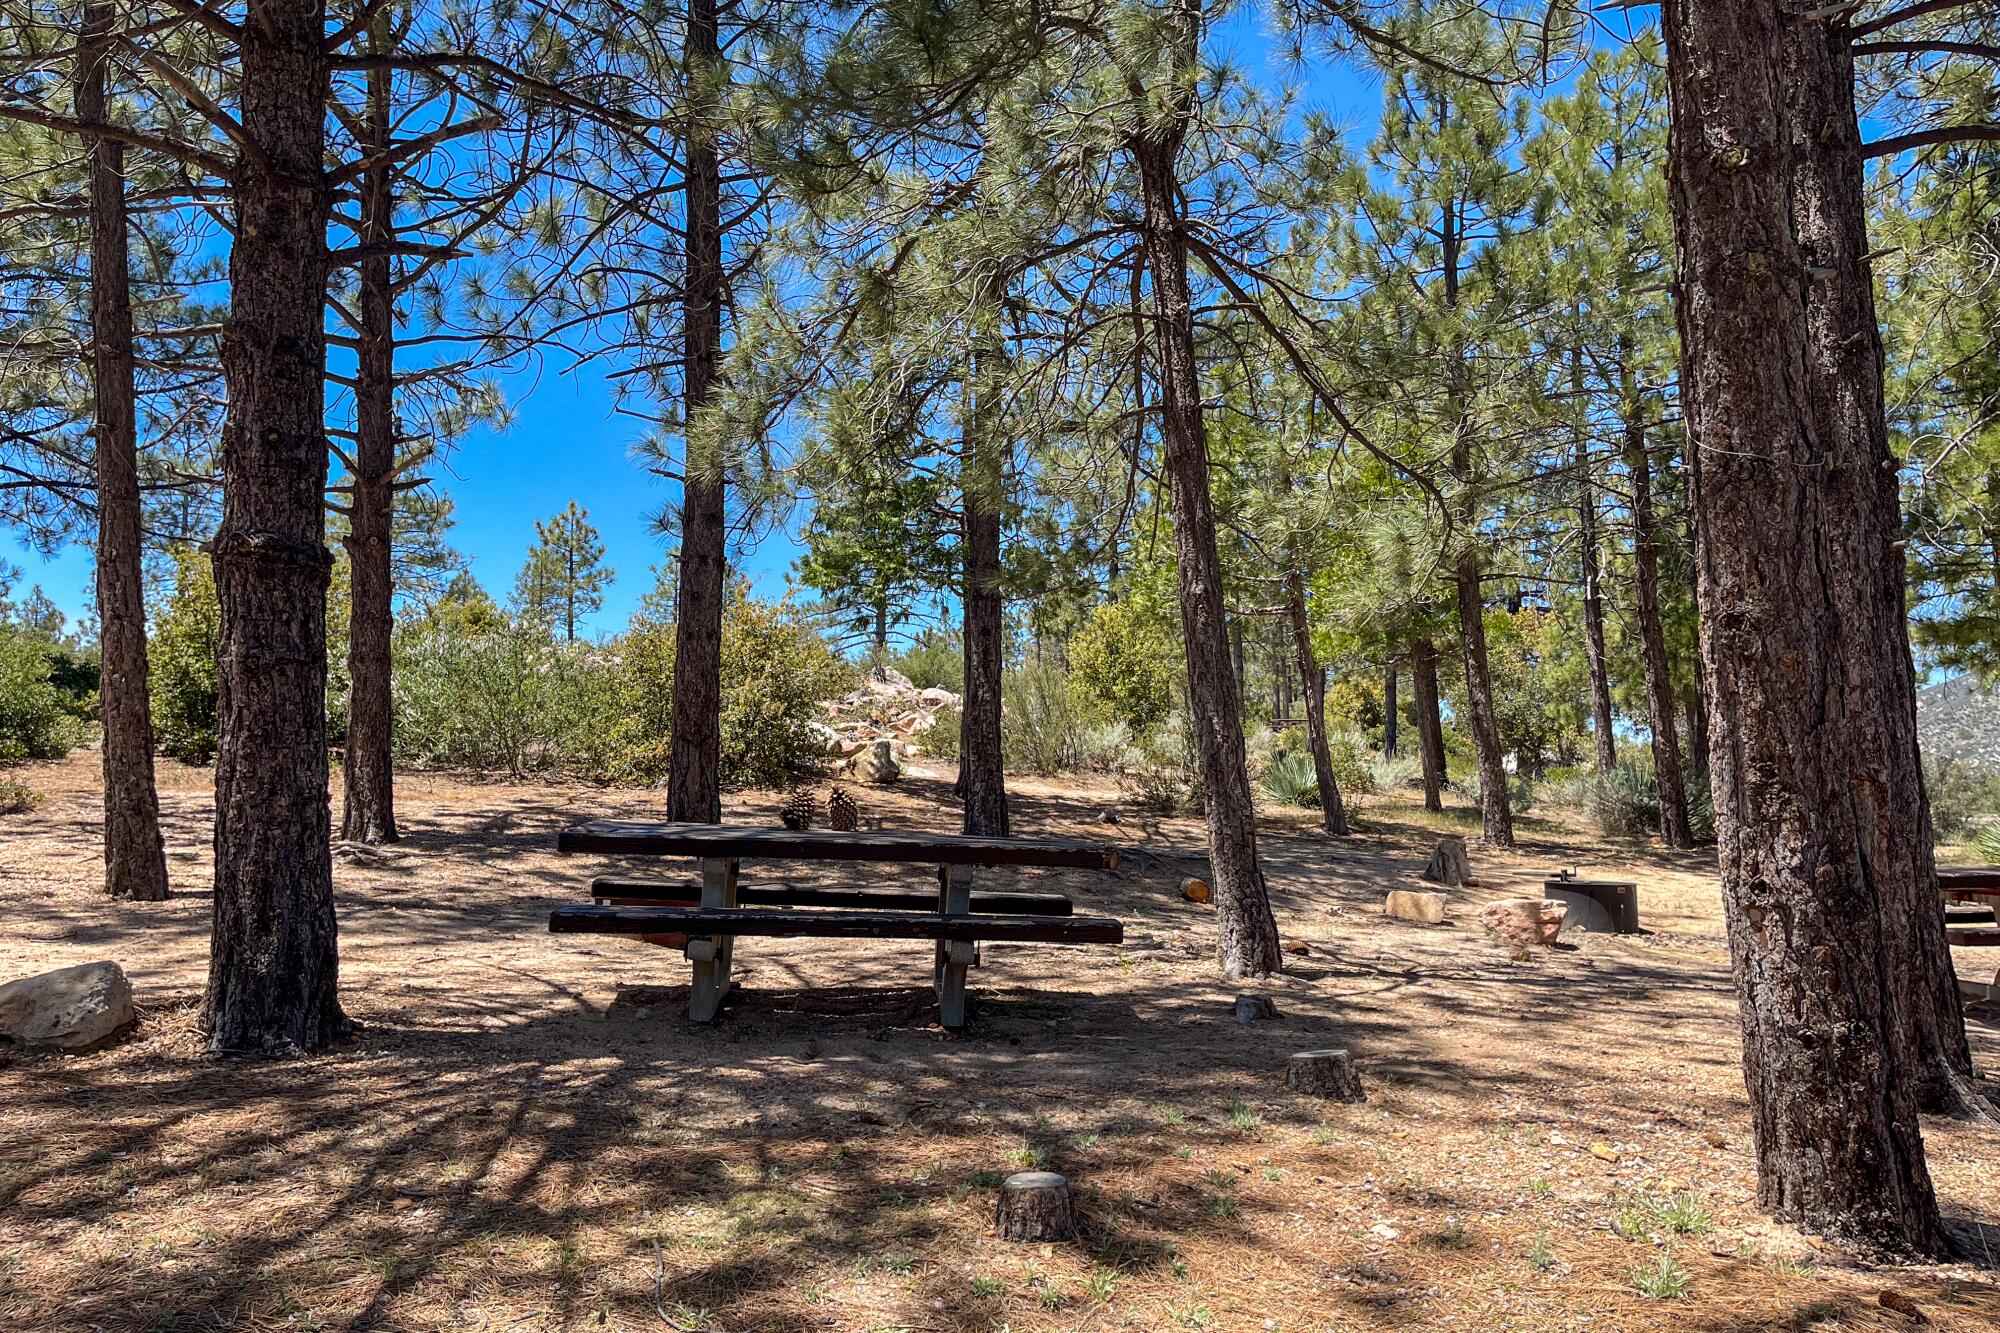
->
[1624,418,1694,848]
[1663,0,1963,1254]
[1129,69,1281,977]
[340,23,398,846]
[1381,660,1398,758]
[959,411,1008,837]
[80,3,168,902]
[1288,569,1347,836]
[1576,415,1617,777]
[1411,634,1445,813]
[1453,547,1513,846]
[665,0,726,823]
[206,0,347,1053]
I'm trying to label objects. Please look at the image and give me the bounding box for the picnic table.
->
[1940,867,2000,948]
[549,821,1125,1028]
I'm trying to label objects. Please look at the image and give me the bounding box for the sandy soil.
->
[1,751,1997,1332]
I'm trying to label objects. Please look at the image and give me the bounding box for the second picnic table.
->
[549,821,1125,1028]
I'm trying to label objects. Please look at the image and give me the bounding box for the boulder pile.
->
[817,666,962,770]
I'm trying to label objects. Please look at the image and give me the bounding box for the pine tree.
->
[512,501,612,641]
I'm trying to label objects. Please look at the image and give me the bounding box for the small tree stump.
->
[1286,1049,1364,1102]
[1420,835,1474,888]
[1180,877,1211,903]
[1234,994,1277,1025]
[995,1171,1074,1242]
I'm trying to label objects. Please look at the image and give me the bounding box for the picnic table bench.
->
[550,821,1124,1028]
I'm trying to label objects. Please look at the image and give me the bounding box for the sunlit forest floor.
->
[2,750,1997,1332]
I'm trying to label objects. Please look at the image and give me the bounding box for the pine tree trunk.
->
[1576,402,1617,777]
[206,0,347,1054]
[1128,57,1281,977]
[1411,634,1445,813]
[1624,417,1694,847]
[1687,669,1712,789]
[1288,569,1347,836]
[665,0,726,824]
[1381,659,1398,758]
[340,23,398,846]
[80,2,168,903]
[1453,547,1513,846]
[1663,0,1959,1253]
[960,405,1008,837]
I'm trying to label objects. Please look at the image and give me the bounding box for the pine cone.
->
[827,786,859,832]
[780,787,816,831]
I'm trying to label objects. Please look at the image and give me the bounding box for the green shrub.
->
[1002,661,1093,776]
[1589,763,1659,838]
[1069,600,1181,736]
[1926,756,2000,843]
[1974,819,2000,862]
[0,774,38,814]
[392,626,626,777]
[391,590,851,788]
[149,546,221,764]
[0,627,77,761]
[893,628,962,693]
[917,703,961,760]
[715,595,854,788]
[1124,713,1204,813]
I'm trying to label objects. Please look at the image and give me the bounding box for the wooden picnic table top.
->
[556,820,1120,870]
[1939,866,2000,894]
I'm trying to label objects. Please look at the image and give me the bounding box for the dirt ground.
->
[2,751,1998,1333]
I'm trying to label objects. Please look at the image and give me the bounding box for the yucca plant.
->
[1259,750,1320,808]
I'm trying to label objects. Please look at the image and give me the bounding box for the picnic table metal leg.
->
[936,864,974,1029]
[688,857,739,1022]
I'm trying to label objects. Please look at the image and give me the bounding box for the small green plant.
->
[1037,1280,1067,1310]
[1154,1104,1186,1127]
[1173,1146,1193,1160]
[1526,1177,1555,1197]
[1425,1217,1471,1250]
[881,1253,916,1275]
[970,1275,1003,1298]
[1166,1300,1214,1327]
[964,1169,1005,1189]
[1073,1133,1099,1151]
[1202,1169,1237,1191]
[1632,1254,1692,1300]
[1008,1142,1050,1169]
[1614,1203,1650,1241]
[1226,1098,1262,1132]
[1310,1123,1337,1146]
[0,776,37,815]
[1203,1195,1239,1220]
[1528,1231,1554,1271]
[1650,1191,1713,1236]
[1085,1269,1117,1303]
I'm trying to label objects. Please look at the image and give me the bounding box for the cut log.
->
[995,1171,1074,1242]
[1181,877,1211,903]
[1420,835,1473,888]
[1286,1049,1364,1102]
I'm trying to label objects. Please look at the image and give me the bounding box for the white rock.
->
[1383,890,1447,925]
[918,686,960,708]
[0,961,135,1050]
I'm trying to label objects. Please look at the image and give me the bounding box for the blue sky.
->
[2,5,1543,642]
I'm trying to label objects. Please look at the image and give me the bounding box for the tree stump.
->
[1420,835,1473,888]
[995,1171,1074,1242]
[1286,1049,1364,1102]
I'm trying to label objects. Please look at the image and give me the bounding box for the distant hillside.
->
[1918,675,2000,772]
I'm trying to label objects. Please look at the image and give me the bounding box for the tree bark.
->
[1381,659,1398,758]
[206,0,347,1054]
[339,15,398,846]
[665,0,726,823]
[1575,371,1618,777]
[80,2,169,902]
[1410,634,1446,813]
[1663,0,1961,1254]
[959,386,1008,837]
[1623,415,1694,848]
[1453,547,1513,846]
[1127,18,1282,977]
[1287,568,1347,836]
